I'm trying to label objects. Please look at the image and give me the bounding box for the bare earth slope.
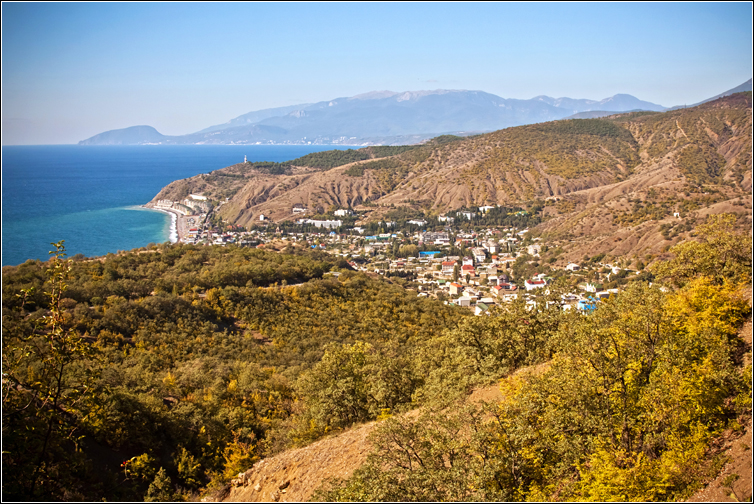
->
[215,384,504,503]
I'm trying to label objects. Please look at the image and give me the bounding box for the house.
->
[478,205,496,213]
[407,219,427,226]
[501,292,519,302]
[483,241,499,254]
[498,257,516,269]
[455,296,472,307]
[334,209,353,217]
[462,288,480,299]
[565,263,581,271]
[475,303,490,316]
[472,247,487,264]
[292,205,307,214]
[449,282,463,296]
[438,215,455,223]
[524,278,547,291]
[526,244,541,256]
[442,261,456,274]
[462,256,474,267]
[461,264,475,277]
[490,285,504,297]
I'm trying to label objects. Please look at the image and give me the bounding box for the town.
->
[149,196,649,314]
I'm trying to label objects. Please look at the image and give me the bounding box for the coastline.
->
[142,205,181,243]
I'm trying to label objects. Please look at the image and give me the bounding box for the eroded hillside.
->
[149,93,752,262]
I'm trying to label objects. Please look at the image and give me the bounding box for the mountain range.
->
[79,87,680,146]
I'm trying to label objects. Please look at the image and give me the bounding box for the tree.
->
[2,241,99,500]
[144,468,176,502]
[652,213,752,287]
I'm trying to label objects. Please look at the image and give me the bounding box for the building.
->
[527,244,541,256]
[471,247,487,264]
[461,264,475,277]
[334,209,353,217]
[565,263,581,271]
[449,282,463,296]
[475,302,490,316]
[305,219,343,229]
[524,278,547,291]
[454,296,472,307]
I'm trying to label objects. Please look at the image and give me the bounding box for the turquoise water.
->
[2,145,352,266]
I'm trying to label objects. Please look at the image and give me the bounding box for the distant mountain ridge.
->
[668,78,753,110]
[79,81,750,146]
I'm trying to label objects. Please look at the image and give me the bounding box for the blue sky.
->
[2,2,752,144]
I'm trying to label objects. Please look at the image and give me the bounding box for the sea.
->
[2,145,354,267]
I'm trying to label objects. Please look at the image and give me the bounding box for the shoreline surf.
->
[142,206,180,243]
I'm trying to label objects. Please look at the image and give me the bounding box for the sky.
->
[2,2,752,145]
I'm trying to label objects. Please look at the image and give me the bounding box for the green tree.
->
[2,241,99,500]
[652,213,752,287]
[144,468,176,502]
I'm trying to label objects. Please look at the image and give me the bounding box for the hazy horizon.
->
[2,2,752,145]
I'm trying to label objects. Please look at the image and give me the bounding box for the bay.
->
[2,144,353,266]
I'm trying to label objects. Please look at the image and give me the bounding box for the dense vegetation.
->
[316,214,752,502]
[244,144,423,175]
[1,243,463,501]
[2,213,750,502]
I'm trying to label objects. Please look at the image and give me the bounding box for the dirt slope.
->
[211,384,504,503]
[221,420,376,503]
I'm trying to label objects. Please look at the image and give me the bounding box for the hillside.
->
[149,92,752,263]
[218,383,504,503]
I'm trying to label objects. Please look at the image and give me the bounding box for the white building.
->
[524,279,547,291]
[334,209,353,217]
[472,247,487,264]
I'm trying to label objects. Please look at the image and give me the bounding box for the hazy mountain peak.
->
[350,90,400,100]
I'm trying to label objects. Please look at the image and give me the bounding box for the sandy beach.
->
[144,206,184,243]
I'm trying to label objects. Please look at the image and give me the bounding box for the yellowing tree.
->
[652,213,752,288]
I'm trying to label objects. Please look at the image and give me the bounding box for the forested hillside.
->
[1,243,463,501]
[314,214,752,502]
[2,214,751,502]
